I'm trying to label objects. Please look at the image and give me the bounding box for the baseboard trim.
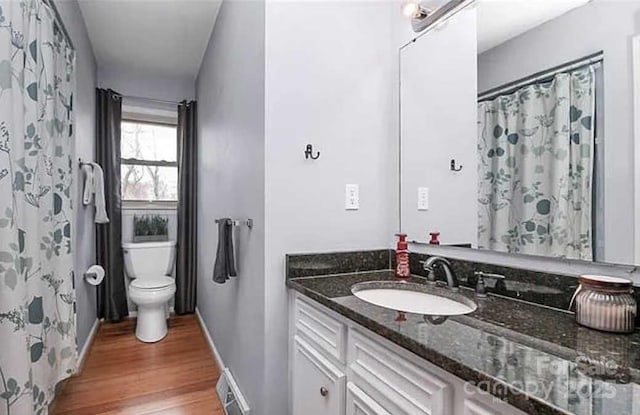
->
[195,307,225,371]
[77,318,100,373]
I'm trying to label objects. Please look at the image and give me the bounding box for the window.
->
[120,120,178,205]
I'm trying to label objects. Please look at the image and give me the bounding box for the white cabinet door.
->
[346,382,392,415]
[293,335,346,415]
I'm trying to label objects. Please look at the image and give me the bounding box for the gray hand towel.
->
[213,218,237,283]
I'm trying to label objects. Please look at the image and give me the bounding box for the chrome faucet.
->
[421,256,459,291]
[474,271,505,297]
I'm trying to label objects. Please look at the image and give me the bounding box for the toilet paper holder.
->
[83,265,105,286]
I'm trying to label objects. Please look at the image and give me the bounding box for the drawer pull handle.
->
[320,386,328,397]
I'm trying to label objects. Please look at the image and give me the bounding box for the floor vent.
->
[216,368,251,415]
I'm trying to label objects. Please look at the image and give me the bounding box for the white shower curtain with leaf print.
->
[478,66,595,260]
[0,1,76,414]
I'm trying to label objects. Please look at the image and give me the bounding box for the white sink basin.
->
[351,281,477,316]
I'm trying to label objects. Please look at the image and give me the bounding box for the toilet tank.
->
[122,241,176,279]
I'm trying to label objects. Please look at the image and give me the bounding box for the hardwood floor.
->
[52,315,224,415]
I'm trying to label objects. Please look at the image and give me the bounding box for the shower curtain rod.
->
[478,51,604,102]
[44,0,75,50]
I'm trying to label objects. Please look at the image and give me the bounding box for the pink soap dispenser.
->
[395,233,410,280]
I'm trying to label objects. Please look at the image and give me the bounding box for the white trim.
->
[219,368,251,414]
[76,318,100,373]
[633,35,640,265]
[288,291,296,415]
[196,307,225,370]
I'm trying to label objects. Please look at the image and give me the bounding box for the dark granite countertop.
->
[287,270,640,415]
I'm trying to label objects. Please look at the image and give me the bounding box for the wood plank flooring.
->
[51,315,224,415]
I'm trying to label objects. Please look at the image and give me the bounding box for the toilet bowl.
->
[122,241,176,343]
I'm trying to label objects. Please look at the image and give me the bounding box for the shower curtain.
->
[478,66,595,260]
[0,1,77,413]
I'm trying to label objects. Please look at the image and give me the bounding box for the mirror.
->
[400,0,640,266]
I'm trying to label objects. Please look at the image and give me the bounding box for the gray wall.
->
[478,0,640,265]
[195,3,397,413]
[263,2,397,413]
[98,66,195,101]
[195,0,266,413]
[54,0,98,352]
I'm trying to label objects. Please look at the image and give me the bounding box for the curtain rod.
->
[44,0,75,50]
[478,51,604,102]
[118,94,184,106]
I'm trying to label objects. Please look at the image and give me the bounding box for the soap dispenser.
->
[395,233,410,280]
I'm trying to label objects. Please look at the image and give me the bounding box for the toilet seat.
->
[130,276,175,290]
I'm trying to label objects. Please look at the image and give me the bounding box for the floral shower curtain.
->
[0,1,76,414]
[478,66,595,260]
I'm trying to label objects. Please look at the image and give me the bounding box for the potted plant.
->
[133,214,169,242]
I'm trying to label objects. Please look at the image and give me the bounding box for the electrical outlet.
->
[418,187,429,211]
[345,184,359,210]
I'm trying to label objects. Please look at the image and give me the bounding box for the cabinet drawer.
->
[464,399,499,415]
[346,382,392,415]
[348,329,453,415]
[462,398,527,415]
[293,335,346,415]
[295,296,347,363]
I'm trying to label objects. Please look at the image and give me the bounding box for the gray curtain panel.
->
[95,88,129,321]
[175,100,198,314]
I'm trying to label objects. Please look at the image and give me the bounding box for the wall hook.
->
[450,159,462,172]
[305,144,320,160]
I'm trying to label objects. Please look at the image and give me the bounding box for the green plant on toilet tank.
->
[133,215,169,242]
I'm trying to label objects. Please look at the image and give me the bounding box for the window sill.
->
[122,200,178,211]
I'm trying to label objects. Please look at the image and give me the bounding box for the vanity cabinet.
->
[290,292,527,415]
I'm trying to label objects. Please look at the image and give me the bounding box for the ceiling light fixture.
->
[402,0,431,19]
[403,0,451,33]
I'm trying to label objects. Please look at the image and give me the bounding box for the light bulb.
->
[402,1,420,18]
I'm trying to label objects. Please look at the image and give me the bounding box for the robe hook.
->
[450,159,462,172]
[305,144,320,160]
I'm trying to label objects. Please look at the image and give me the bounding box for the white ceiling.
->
[78,0,221,79]
[476,0,590,53]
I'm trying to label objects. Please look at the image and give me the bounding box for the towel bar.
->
[215,218,254,229]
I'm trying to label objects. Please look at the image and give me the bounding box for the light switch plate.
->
[345,184,359,210]
[418,187,429,211]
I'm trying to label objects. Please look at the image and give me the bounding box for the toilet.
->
[122,241,177,342]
